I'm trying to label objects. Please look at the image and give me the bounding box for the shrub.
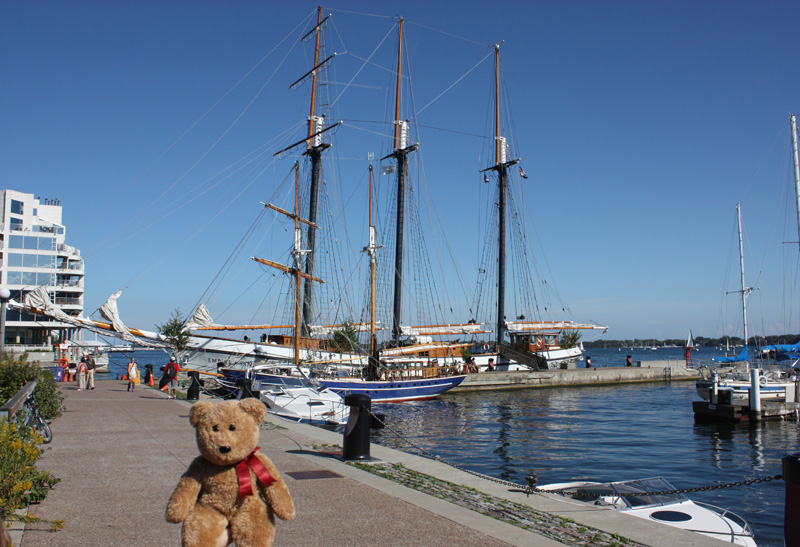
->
[0,419,62,529]
[0,353,65,420]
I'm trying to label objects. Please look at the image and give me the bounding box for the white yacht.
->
[539,477,756,546]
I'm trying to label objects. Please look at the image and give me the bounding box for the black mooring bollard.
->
[343,393,372,461]
[144,364,154,385]
[784,453,800,545]
[235,378,259,400]
[187,370,201,400]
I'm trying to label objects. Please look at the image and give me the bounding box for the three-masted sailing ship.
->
[16,8,607,389]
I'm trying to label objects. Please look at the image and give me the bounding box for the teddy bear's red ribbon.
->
[235,447,276,498]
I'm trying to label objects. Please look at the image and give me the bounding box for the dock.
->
[693,400,800,422]
[8,379,734,547]
[454,360,698,392]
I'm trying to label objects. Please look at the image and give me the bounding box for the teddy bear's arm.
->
[255,453,295,521]
[165,460,204,523]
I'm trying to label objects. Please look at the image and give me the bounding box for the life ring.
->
[58,358,69,368]
[759,375,767,386]
[483,344,490,351]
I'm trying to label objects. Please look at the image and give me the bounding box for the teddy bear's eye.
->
[212,425,220,432]
[228,424,236,431]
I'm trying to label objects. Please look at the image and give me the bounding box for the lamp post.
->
[0,287,11,356]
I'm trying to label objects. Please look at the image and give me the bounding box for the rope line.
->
[363,406,784,497]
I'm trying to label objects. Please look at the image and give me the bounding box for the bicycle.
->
[19,393,53,444]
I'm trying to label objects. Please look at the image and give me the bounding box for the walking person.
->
[127,358,138,392]
[162,356,180,399]
[77,358,88,391]
[85,353,96,390]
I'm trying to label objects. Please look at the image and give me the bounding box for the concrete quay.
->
[454,360,698,392]
[14,379,732,547]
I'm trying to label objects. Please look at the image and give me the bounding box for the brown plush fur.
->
[166,399,295,547]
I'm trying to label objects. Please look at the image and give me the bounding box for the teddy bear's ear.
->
[190,401,214,427]
[239,398,267,423]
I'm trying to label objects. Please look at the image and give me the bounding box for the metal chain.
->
[363,407,783,497]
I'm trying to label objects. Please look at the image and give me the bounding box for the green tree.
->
[559,330,582,349]
[330,321,359,353]
[156,309,190,354]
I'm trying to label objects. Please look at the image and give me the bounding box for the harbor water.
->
[101,346,794,545]
[373,347,796,547]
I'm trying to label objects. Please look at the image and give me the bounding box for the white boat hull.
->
[539,478,756,546]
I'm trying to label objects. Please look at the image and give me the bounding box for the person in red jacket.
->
[163,356,180,399]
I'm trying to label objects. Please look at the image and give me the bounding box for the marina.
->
[5,4,800,546]
[58,347,792,546]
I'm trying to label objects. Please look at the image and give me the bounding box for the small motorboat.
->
[538,477,756,546]
[220,364,348,426]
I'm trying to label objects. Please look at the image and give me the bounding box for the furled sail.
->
[185,303,218,330]
[99,290,132,339]
[23,285,74,323]
[98,289,166,347]
[713,346,750,363]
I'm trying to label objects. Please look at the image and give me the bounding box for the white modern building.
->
[2,190,84,348]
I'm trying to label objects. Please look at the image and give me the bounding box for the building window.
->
[11,200,23,215]
[9,235,23,249]
[10,218,22,231]
[7,272,21,285]
[8,253,22,267]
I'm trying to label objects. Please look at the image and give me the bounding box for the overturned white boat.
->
[539,477,756,546]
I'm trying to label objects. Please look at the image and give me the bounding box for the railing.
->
[0,381,37,420]
[53,297,82,305]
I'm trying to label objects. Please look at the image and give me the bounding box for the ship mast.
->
[384,17,417,344]
[790,114,800,253]
[252,162,323,366]
[733,203,752,359]
[487,43,517,346]
[362,163,382,379]
[300,6,332,337]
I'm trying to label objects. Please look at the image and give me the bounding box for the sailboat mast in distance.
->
[790,114,800,253]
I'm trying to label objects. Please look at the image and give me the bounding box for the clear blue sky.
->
[4,1,800,342]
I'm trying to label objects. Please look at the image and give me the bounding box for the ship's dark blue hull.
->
[316,375,466,403]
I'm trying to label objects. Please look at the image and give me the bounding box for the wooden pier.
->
[693,400,800,422]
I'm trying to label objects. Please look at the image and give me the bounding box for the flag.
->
[483,173,490,184]
[520,166,528,179]
[381,165,397,175]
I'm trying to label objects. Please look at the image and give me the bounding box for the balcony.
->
[53,297,82,306]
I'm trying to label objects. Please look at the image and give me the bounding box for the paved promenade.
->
[16,379,732,546]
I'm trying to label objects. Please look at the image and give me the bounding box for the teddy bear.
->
[166,399,295,547]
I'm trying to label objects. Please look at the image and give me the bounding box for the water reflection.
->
[373,381,796,547]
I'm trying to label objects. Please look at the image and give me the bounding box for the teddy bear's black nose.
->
[219,446,231,454]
